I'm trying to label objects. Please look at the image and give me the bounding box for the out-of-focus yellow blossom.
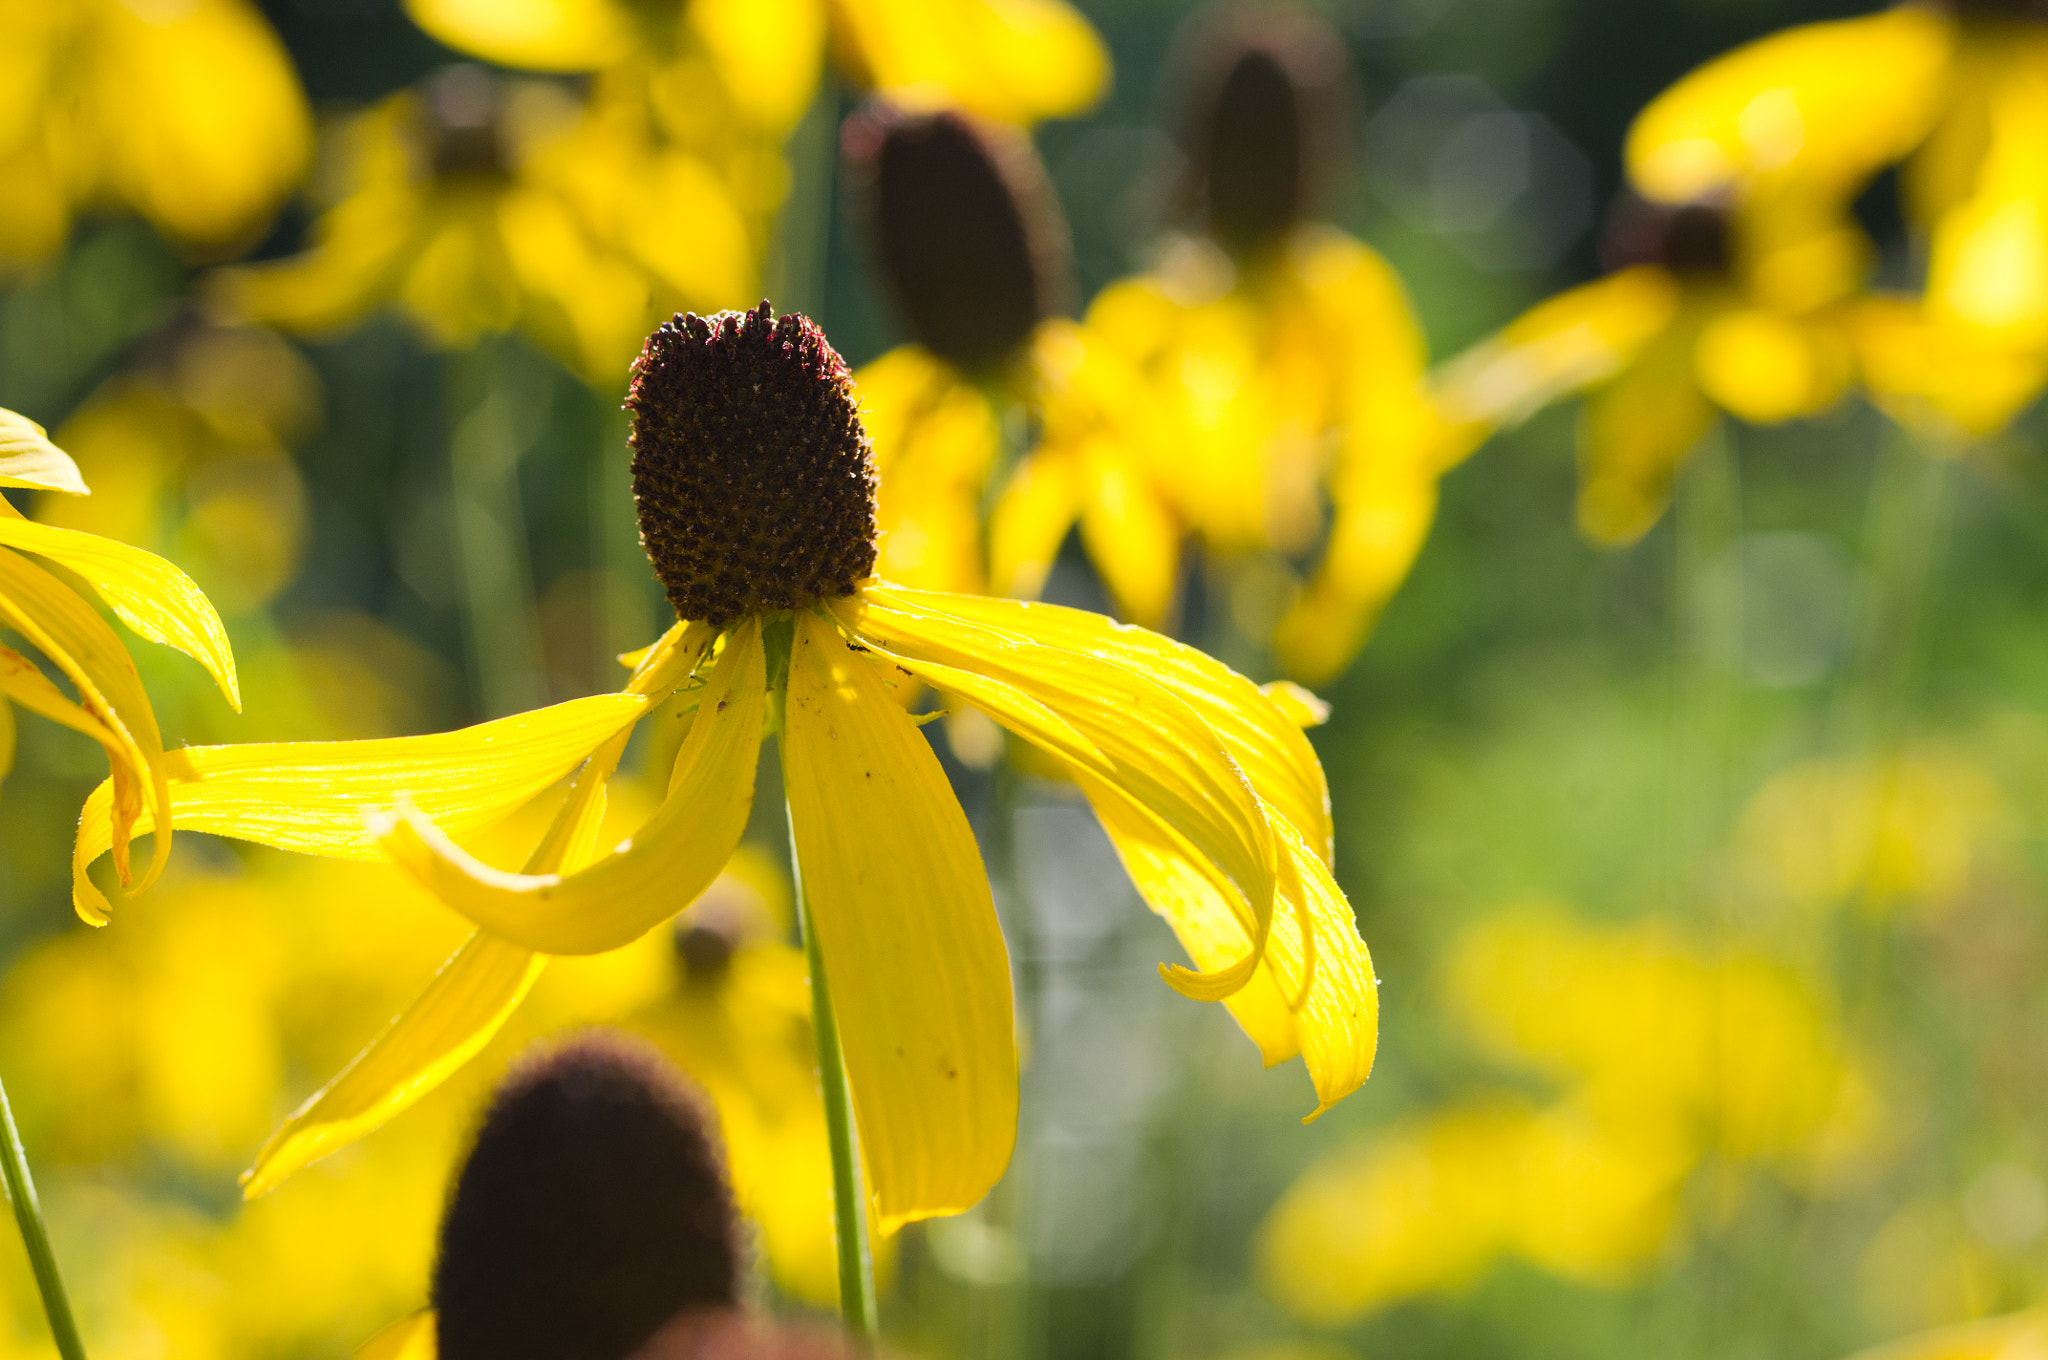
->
[41,320,318,617]
[1259,1098,1688,1323]
[1002,3,1447,682]
[1844,1308,2048,1360]
[0,837,840,1350]
[1625,5,2048,439]
[1260,903,1881,1324]
[1734,750,2014,920]
[1040,231,1451,681]
[1437,196,1857,547]
[406,0,1109,132]
[0,407,239,904]
[0,0,310,268]
[215,66,756,384]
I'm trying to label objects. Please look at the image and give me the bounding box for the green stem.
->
[787,807,879,1342]
[0,1076,86,1360]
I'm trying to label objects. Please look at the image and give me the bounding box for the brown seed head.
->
[844,105,1073,374]
[1600,190,1733,279]
[422,64,509,179]
[434,1031,742,1360]
[626,303,877,628]
[1173,3,1359,256]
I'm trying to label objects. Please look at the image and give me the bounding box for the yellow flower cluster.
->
[1258,904,1880,1322]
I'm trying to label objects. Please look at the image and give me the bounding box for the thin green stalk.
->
[786,809,880,1343]
[0,1076,86,1360]
[449,337,546,718]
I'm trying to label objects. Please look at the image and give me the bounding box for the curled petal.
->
[373,618,765,955]
[0,409,88,495]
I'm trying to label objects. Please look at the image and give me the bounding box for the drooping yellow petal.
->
[1433,267,1681,442]
[1260,681,1330,730]
[403,0,636,71]
[838,0,1111,126]
[840,589,1279,994]
[1271,817,1378,1117]
[1077,437,1181,630]
[1278,461,1439,688]
[241,932,546,1197]
[1692,306,1850,424]
[859,583,1329,863]
[1576,308,1717,547]
[240,727,631,1196]
[373,619,765,955]
[0,516,240,709]
[0,409,88,495]
[1625,5,1952,206]
[989,448,1083,601]
[0,545,169,895]
[356,1310,437,1360]
[1079,769,1299,1063]
[71,692,647,922]
[783,609,1017,1230]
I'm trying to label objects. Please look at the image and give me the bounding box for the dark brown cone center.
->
[625,303,878,629]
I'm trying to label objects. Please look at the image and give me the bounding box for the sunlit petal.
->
[373,619,765,955]
[784,609,1017,1230]
[403,0,636,71]
[71,692,647,923]
[0,516,240,710]
[0,409,88,495]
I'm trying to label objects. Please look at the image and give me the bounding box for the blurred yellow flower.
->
[1000,6,1450,684]
[41,320,319,617]
[406,0,1110,133]
[215,65,757,383]
[1844,1308,2048,1360]
[1623,3,2048,440]
[1260,902,1881,1324]
[1,407,239,909]
[1437,196,1855,547]
[1734,749,2014,920]
[0,0,310,268]
[70,306,1376,1240]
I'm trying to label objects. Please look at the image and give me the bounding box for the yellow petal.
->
[373,619,764,955]
[0,408,88,494]
[71,692,647,923]
[356,1310,437,1360]
[242,932,546,1197]
[857,583,1329,863]
[0,546,169,896]
[1433,268,1681,438]
[1272,817,1378,1118]
[840,0,1110,125]
[783,610,1017,1230]
[1625,6,1952,205]
[403,0,635,71]
[0,644,121,749]
[1278,463,1439,687]
[1260,681,1330,729]
[689,0,826,133]
[0,516,240,709]
[1576,312,1717,547]
[989,449,1082,601]
[1693,307,1849,423]
[241,724,631,1196]
[1080,769,1299,1063]
[1077,438,1181,629]
[841,589,1281,991]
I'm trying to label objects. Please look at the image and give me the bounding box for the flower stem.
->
[0,1076,86,1360]
[787,809,879,1343]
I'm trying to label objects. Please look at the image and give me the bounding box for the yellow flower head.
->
[215,65,749,383]
[1,408,239,906]
[0,0,310,269]
[1438,190,1852,547]
[71,305,1375,1234]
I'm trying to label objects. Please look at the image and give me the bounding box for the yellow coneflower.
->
[404,0,1111,134]
[68,307,1376,1251]
[2,407,239,902]
[997,2,1452,686]
[1619,2,2048,441]
[214,65,755,385]
[0,0,309,269]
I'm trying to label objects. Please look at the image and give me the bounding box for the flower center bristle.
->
[844,107,1070,374]
[626,303,878,629]
[434,1032,741,1360]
